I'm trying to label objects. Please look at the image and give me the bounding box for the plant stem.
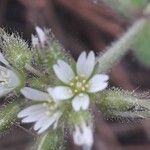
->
[96,3,150,74]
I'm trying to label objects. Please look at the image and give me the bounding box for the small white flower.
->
[32,26,47,48]
[0,52,20,97]
[48,51,109,111]
[73,123,93,149]
[18,87,62,134]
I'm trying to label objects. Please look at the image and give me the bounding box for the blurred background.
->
[0,0,150,149]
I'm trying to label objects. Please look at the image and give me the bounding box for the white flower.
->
[18,87,62,134]
[0,52,20,97]
[48,51,109,111]
[32,26,47,48]
[73,123,93,150]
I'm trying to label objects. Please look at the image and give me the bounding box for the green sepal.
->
[0,31,32,70]
[0,99,25,132]
[32,129,65,150]
[95,88,136,116]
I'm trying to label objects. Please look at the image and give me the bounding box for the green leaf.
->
[132,22,150,67]
[32,129,65,150]
[0,100,24,132]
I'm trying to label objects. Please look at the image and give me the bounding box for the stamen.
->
[70,82,74,86]
[43,103,47,107]
[75,76,79,80]
[82,80,86,84]
[74,89,78,93]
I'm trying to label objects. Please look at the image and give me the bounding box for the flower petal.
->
[35,26,47,47]
[34,115,49,131]
[76,51,86,77]
[57,60,75,80]
[31,34,39,48]
[0,87,12,97]
[37,111,62,134]
[72,94,90,111]
[21,87,50,101]
[47,86,73,101]
[85,51,95,78]
[73,126,83,146]
[76,51,95,78]
[18,104,45,118]
[53,60,74,84]
[21,110,45,123]
[88,74,109,93]
[8,70,20,88]
[81,123,94,148]
[0,52,9,66]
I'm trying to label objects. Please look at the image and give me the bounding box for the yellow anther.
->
[43,103,47,107]
[81,87,86,91]
[70,82,74,86]
[75,76,79,80]
[74,89,78,93]
[82,80,86,84]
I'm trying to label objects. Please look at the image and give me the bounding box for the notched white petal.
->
[21,87,50,101]
[57,59,74,80]
[53,64,72,84]
[76,51,95,78]
[8,70,20,88]
[88,74,108,93]
[47,86,73,101]
[76,51,87,77]
[0,52,9,66]
[85,51,95,78]
[35,26,47,47]
[17,104,44,118]
[37,111,62,134]
[72,94,90,111]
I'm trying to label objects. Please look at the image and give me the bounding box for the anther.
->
[43,103,47,107]
[75,76,79,80]
[82,80,86,84]
[70,82,74,86]
[81,87,85,91]
[74,89,78,93]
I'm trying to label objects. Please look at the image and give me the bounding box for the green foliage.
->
[132,22,150,67]
[0,100,24,132]
[33,129,65,150]
[95,88,135,116]
[0,30,32,70]
[103,0,148,18]
[67,110,92,127]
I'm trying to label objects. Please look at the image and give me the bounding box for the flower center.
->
[69,76,89,94]
[0,68,9,87]
[43,100,57,116]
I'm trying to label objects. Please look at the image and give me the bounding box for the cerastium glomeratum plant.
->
[1,4,150,150]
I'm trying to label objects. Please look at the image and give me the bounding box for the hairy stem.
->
[96,3,150,73]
